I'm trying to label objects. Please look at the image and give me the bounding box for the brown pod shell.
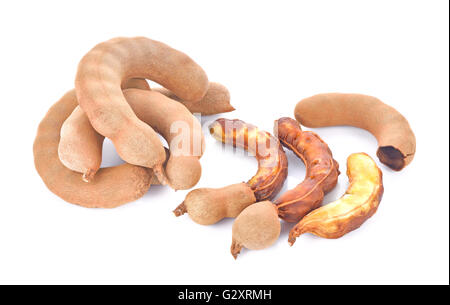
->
[274,117,340,223]
[289,153,384,245]
[230,201,280,259]
[295,93,416,170]
[174,183,256,225]
[154,82,235,115]
[33,90,157,208]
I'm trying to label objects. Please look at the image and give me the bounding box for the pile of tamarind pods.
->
[34,37,234,207]
[34,36,416,258]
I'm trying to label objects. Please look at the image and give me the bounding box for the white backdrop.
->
[0,0,448,284]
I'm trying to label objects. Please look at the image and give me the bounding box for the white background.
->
[0,0,448,285]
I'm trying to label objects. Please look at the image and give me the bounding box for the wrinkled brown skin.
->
[210,119,288,201]
[274,117,340,223]
[33,90,159,208]
[230,201,280,259]
[289,153,384,245]
[295,93,416,171]
[154,82,235,115]
[174,119,288,225]
[59,78,150,182]
[75,37,209,184]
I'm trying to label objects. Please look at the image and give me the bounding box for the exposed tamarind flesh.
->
[59,78,150,182]
[274,117,340,222]
[289,153,384,245]
[154,82,235,115]
[75,37,209,183]
[174,118,288,225]
[295,93,416,171]
[210,119,289,201]
[60,89,205,189]
[230,201,280,259]
[33,90,158,208]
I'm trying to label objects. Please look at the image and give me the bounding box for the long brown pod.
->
[33,90,159,208]
[75,37,209,183]
[274,117,340,222]
[289,153,384,245]
[174,118,288,225]
[295,93,416,170]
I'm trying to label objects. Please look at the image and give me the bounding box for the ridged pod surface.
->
[274,117,340,222]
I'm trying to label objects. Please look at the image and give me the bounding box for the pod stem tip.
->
[173,202,187,217]
[230,240,242,260]
[82,169,95,183]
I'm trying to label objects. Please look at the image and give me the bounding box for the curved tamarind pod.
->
[174,119,288,225]
[154,82,235,115]
[75,37,209,183]
[124,89,205,190]
[230,201,280,259]
[33,90,157,208]
[289,153,383,245]
[210,119,289,201]
[294,93,416,171]
[274,117,340,223]
[59,78,150,182]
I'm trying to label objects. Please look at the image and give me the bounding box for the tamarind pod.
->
[154,82,235,115]
[294,93,416,171]
[173,183,256,225]
[33,90,156,208]
[75,37,209,183]
[123,89,205,190]
[209,119,288,201]
[230,201,280,259]
[59,78,150,182]
[274,117,340,223]
[289,153,383,245]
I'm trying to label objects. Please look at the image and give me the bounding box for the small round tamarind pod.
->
[154,82,235,115]
[294,93,416,171]
[274,117,340,223]
[174,119,288,225]
[173,183,257,225]
[75,37,209,183]
[230,201,280,259]
[288,153,384,245]
[59,78,150,182]
[33,90,159,208]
